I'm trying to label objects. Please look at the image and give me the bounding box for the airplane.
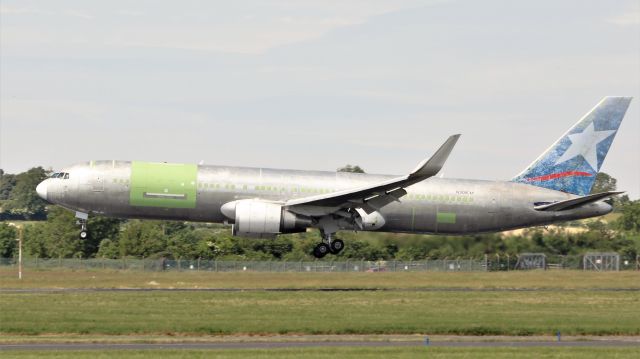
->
[36,97,632,258]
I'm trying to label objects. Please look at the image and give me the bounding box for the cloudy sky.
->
[1,0,639,197]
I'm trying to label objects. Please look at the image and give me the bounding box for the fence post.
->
[197,258,200,271]
[178,258,181,272]
[35,255,39,268]
[484,254,488,271]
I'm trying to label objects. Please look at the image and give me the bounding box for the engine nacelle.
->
[355,208,386,230]
[221,200,310,238]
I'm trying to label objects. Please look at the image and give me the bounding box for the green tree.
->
[166,227,200,259]
[22,223,48,258]
[117,220,166,258]
[253,236,294,259]
[20,207,83,258]
[616,200,640,232]
[5,167,48,219]
[42,207,84,258]
[96,238,120,258]
[0,169,17,200]
[337,164,365,173]
[590,172,617,193]
[0,223,17,257]
[85,216,124,256]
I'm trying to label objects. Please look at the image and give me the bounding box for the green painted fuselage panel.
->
[129,162,197,209]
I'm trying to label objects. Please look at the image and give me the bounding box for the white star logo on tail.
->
[554,122,616,170]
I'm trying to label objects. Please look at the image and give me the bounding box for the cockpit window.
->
[50,172,70,179]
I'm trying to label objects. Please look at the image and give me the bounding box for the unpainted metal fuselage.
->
[40,160,611,235]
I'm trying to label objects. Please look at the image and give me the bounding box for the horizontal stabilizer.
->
[534,191,624,211]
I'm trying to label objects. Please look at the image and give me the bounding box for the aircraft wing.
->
[284,134,461,217]
[534,191,624,211]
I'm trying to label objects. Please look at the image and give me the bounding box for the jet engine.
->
[354,208,386,230]
[221,200,311,238]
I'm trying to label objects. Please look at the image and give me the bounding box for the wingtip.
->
[602,96,633,103]
[410,134,461,177]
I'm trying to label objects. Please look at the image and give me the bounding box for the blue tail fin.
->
[512,97,632,195]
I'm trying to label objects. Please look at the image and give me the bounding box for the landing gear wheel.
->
[329,239,344,254]
[313,243,330,259]
[79,230,89,240]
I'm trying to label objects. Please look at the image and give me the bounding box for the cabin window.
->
[63,173,69,179]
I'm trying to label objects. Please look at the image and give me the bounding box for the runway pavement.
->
[2,339,640,351]
[2,287,639,293]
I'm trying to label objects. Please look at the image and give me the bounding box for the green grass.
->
[1,290,639,336]
[2,270,639,341]
[1,269,639,290]
[2,347,640,359]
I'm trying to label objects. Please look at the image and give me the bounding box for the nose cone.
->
[36,180,48,201]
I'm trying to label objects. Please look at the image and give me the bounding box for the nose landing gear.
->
[79,226,89,240]
[75,211,89,239]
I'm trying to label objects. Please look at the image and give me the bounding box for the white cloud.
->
[607,9,640,25]
[62,9,94,20]
[0,5,41,15]
[1,1,442,54]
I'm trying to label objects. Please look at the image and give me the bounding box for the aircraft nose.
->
[36,180,48,201]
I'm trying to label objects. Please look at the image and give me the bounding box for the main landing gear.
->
[76,211,89,239]
[312,232,345,259]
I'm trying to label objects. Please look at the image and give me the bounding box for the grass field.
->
[2,347,640,359]
[1,270,639,337]
[2,290,639,336]
[1,268,639,289]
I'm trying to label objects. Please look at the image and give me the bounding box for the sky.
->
[1,0,639,197]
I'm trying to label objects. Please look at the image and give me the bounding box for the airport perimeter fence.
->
[1,254,638,272]
[0,257,487,272]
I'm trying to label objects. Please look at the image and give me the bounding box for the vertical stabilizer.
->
[512,97,632,195]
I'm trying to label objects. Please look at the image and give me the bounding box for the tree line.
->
[0,167,638,261]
